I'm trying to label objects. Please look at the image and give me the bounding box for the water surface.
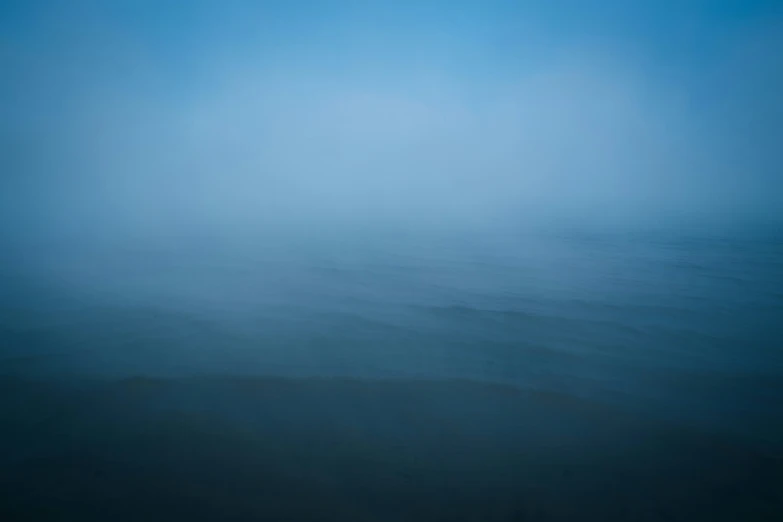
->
[1,226,782,520]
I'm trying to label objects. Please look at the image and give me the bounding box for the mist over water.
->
[2,2,783,520]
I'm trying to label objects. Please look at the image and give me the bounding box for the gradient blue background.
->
[1,2,782,521]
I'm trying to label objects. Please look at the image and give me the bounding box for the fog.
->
[2,1,781,252]
[1,0,781,391]
[2,4,783,520]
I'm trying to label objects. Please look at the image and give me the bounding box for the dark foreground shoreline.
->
[1,374,781,521]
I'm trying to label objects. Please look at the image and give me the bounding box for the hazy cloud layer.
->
[2,1,781,243]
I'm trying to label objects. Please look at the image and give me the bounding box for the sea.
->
[1,223,782,520]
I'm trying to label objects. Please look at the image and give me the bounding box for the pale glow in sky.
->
[1,1,781,241]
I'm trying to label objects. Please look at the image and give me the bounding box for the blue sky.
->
[1,1,782,237]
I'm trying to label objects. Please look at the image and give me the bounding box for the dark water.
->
[1,226,782,520]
